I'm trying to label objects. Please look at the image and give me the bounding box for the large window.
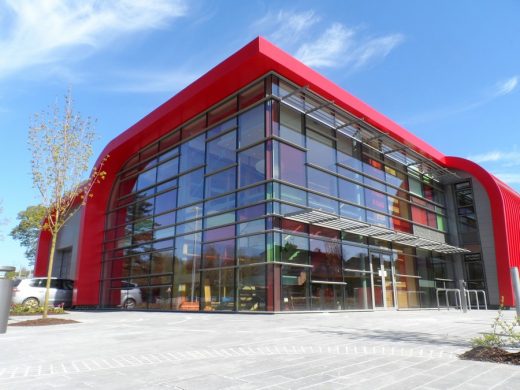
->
[337,133,362,172]
[239,265,266,311]
[173,233,201,311]
[281,233,309,264]
[239,105,264,148]
[205,193,235,215]
[309,238,342,282]
[178,168,204,207]
[338,179,364,206]
[205,167,236,198]
[279,105,304,146]
[237,235,266,264]
[306,127,336,171]
[455,181,479,243]
[278,143,306,187]
[179,134,205,173]
[238,143,265,188]
[342,245,369,272]
[307,167,337,197]
[206,131,236,173]
[154,189,177,215]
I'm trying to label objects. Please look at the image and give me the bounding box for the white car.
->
[12,278,143,309]
[120,281,143,309]
[12,278,73,307]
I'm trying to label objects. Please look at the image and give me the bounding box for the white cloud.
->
[296,24,403,69]
[0,0,188,79]
[403,76,520,126]
[466,147,520,190]
[467,150,520,165]
[495,76,518,96]
[295,23,354,68]
[494,173,520,184]
[106,68,200,93]
[351,34,404,69]
[254,10,320,47]
[271,10,319,45]
[254,9,403,70]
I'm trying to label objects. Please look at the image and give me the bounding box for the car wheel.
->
[123,298,136,309]
[22,297,40,308]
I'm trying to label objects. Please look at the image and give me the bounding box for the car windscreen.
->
[13,279,21,287]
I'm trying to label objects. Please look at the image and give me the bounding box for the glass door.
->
[370,252,395,309]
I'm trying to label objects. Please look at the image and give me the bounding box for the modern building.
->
[34,37,520,312]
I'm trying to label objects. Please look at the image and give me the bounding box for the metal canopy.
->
[283,209,469,254]
[346,225,391,237]
[283,209,338,224]
[315,218,366,231]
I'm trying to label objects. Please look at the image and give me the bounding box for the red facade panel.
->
[501,182,520,270]
[34,229,51,277]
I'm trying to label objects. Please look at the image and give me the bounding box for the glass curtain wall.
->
[269,75,454,311]
[271,78,448,238]
[101,79,269,312]
[100,73,456,312]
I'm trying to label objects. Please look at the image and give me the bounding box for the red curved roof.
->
[34,36,520,306]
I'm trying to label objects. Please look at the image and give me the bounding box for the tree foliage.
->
[29,90,108,318]
[30,91,107,233]
[10,205,47,266]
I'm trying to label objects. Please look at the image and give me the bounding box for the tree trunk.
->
[42,232,58,319]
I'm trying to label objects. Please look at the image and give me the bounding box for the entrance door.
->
[370,252,395,309]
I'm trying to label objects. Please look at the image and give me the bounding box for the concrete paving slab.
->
[1,309,518,389]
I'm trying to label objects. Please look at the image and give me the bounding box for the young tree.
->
[29,91,108,318]
[10,205,47,266]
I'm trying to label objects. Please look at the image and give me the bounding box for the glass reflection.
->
[178,168,204,207]
[202,269,235,311]
[238,144,265,188]
[173,233,201,311]
[205,167,236,198]
[282,266,309,310]
[206,131,236,173]
[239,265,266,311]
[237,234,265,264]
[310,239,342,282]
[179,133,205,173]
[239,104,264,148]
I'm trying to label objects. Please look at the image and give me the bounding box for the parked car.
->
[12,277,74,307]
[12,277,143,309]
[120,281,143,309]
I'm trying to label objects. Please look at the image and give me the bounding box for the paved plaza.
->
[1,309,519,389]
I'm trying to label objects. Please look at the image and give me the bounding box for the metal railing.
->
[436,285,488,311]
[464,289,488,310]
[436,288,463,311]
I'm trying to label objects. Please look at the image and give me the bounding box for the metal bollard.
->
[511,267,520,317]
[0,266,16,334]
[458,280,468,313]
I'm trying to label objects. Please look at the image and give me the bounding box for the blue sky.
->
[1,0,519,270]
